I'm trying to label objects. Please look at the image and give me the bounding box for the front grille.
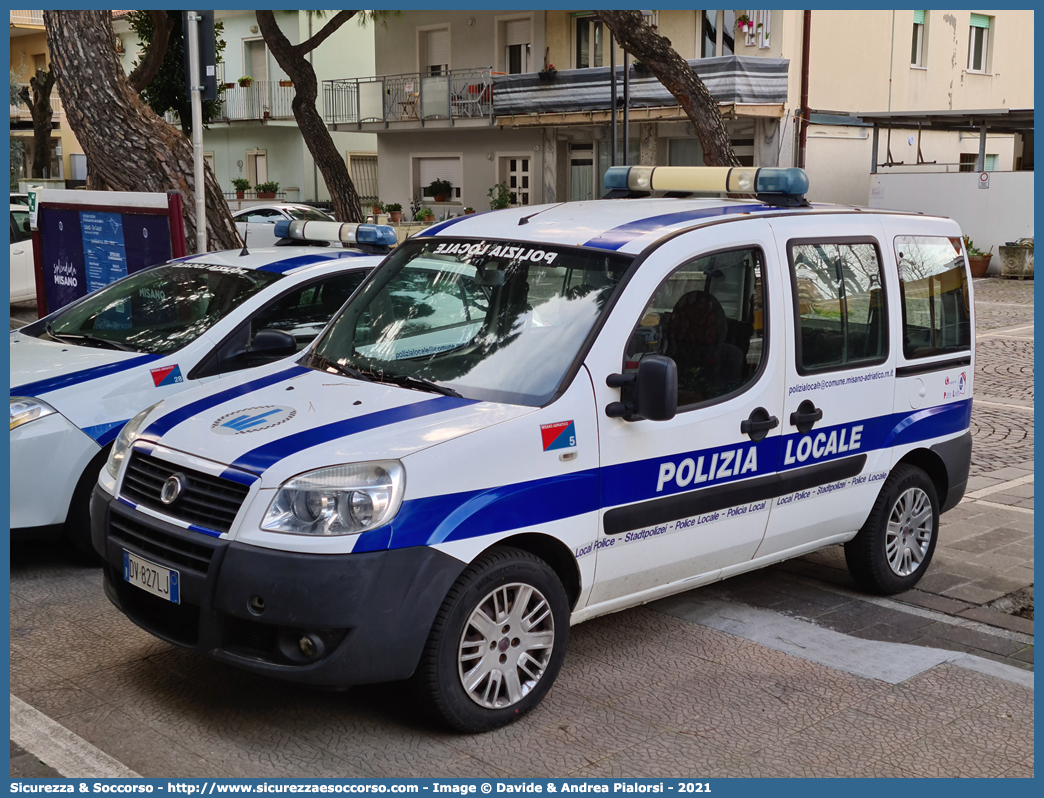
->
[121,452,250,534]
[109,511,217,576]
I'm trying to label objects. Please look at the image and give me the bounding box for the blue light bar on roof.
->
[604,166,809,196]
[272,220,396,246]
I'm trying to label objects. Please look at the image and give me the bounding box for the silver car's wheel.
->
[457,582,555,709]
[885,487,934,576]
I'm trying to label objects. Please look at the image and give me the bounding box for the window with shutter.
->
[424,29,450,75]
[417,157,462,201]
[967,14,991,71]
[911,11,927,67]
[503,18,531,74]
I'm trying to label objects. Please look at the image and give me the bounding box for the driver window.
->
[624,247,766,409]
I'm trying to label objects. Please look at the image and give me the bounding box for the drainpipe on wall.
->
[798,10,811,169]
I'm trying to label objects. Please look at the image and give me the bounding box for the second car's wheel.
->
[64,446,111,565]
[414,546,570,733]
[845,463,940,595]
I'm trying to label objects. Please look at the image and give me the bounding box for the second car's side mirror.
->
[605,355,678,422]
[247,328,297,359]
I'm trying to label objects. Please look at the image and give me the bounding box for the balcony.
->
[491,56,790,126]
[323,68,495,131]
[216,80,295,123]
[10,85,62,122]
[10,10,44,28]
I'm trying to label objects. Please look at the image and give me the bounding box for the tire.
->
[64,446,111,565]
[845,464,939,595]
[413,546,570,733]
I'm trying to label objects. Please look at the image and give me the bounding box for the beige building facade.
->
[325,9,1032,213]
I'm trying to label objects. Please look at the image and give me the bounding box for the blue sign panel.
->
[38,207,175,312]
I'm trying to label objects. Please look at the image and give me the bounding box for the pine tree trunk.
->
[18,70,56,178]
[256,11,363,223]
[43,10,241,253]
[594,11,739,167]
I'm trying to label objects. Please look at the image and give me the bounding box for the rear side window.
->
[894,236,971,359]
[789,240,887,373]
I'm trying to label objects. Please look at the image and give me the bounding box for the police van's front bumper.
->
[91,488,467,686]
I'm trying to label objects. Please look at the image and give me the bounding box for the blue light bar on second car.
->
[604,166,810,196]
[273,220,397,247]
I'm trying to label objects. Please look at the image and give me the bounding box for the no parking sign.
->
[978,171,990,189]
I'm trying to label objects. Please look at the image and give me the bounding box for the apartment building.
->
[322,9,1032,212]
[111,10,378,203]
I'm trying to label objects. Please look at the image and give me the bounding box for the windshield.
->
[41,263,282,355]
[286,207,333,222]
[310,238,632,405]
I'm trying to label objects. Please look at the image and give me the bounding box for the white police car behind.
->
[11,222,392,556]
[92,167,974,732]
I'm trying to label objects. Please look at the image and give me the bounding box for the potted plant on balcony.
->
[232,177,251,200]
[238,75,253,88]
[539,63,557,81]
[415,207,435,224]
[385,202,402,224]
[278,79,293,88]
[426,179,453,203]
[464,206,475,215]
[964,236,993,278]
[736,13,752,35]
[370,200,385,216]
[255,181,279,200]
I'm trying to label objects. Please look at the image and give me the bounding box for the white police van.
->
[11,222,391,556]
[92,167,973,732]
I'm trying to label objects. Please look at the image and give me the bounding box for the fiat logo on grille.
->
[160,473,187,505]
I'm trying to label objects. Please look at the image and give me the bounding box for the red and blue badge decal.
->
[541,420,576,451]
[150,364,184,387]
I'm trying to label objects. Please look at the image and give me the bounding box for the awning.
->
[848,108,1034,134]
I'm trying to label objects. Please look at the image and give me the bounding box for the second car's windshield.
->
[311,238,632,405]
[43,263,281,354]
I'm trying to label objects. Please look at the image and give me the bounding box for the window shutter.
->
[424,29,450,68]
[505,19,530,47]
[913,10,925,25]
[984,154,997,172]
[970,13,990,28]
[248,40,267,81]
[419,157,462,190]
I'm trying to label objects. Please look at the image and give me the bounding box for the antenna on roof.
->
[239,222,250,257]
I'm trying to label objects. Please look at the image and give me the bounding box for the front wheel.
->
[413,546,570,732]
[845,464,939,594]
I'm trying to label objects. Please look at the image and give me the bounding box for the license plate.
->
[123,550,180,604]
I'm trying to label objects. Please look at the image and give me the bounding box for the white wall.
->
[868,171,1034,256]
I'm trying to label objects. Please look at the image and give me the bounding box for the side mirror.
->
[247,328,297,359]
[605,354,678,422]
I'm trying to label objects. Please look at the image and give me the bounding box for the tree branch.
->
[127,10,173,93]
[296,10,359,56]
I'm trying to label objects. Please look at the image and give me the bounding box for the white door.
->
[584,220,786,608]
[10,208,34,302]
[756,218,897,559]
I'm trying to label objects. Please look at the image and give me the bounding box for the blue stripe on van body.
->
[11,354,161,397]
[142,365,310,438]
[226,395,475,477]
[355,399,972,553]
[583,204,766,251]
[82,419,127,446]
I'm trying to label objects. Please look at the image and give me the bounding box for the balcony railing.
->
[10,86,62,121]
[323,67,495,126]
[10,10,44,26]
[218,80,295,122]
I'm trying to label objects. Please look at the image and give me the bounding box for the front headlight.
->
[105,403,161,480]
[261,461,406,536]
[10,397,56,431]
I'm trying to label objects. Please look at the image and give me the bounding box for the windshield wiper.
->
[45,323,137,352]
[382,373,462,398]
[312,353,376,383]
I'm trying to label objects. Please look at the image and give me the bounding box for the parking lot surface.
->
[9,278,1034,778]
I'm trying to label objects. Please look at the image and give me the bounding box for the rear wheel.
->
[414,546,570,732]
[845,464,939,594]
